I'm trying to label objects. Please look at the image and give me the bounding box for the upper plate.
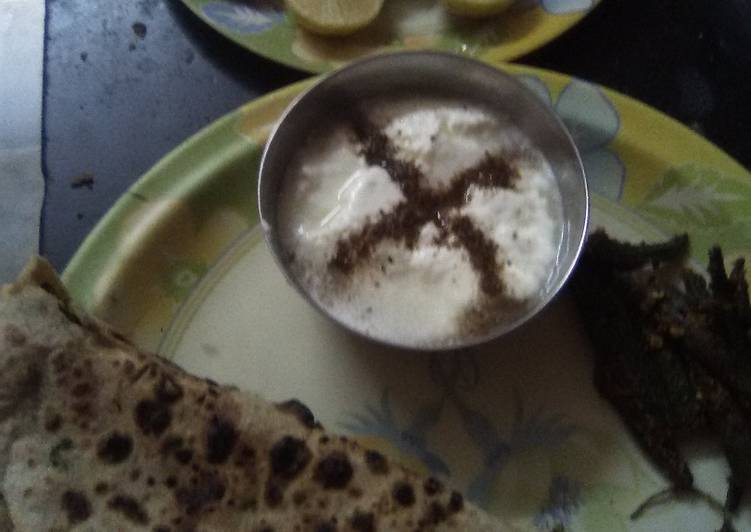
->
[180,0,601,73]
[63,63,751,530]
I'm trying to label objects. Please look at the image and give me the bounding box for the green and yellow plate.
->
[64,63,751,531]
[181,0,601,73]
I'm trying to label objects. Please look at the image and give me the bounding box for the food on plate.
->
[572,230,751,529]
[285,0,385,36]
[0,257,515,531]
[285,0,515,37]
[278,98,564,347]
[442,0,514,18]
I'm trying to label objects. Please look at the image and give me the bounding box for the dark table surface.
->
[41,0,751,271]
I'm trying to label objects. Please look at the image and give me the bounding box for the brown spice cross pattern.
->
[328,115,520,297]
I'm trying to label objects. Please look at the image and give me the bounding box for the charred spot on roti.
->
[206,415,238,464]
[315,522,337,532]
[292,490,307,506]
[108,494,149,525]
[423,502,447,526]
[314,452,353,490]
[4,324,26,346]
[51,350,69,373]
[97,432,134,464]
[423,477,443,496]
[156,373,184,403]
[176,473,226,515]
[94,482,109,495]
[72,401,92,419]
[175,448,193,464]
[71,381,92,397]
[135,399,171,436]
[61,490,91,524]
[44,413,62,432]
[392,481,415,507]
[265,481,284,508]
[351,510,375,532]
[10,360,43,397]
[364,450,388,475]
[161,435,183,455]
[276,399,318,429]
[39,281,56,295]
[50,437,74,470]
[448,491,464,513]
[270,436,312,479]
[235,443,256,467]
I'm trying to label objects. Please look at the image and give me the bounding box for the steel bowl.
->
[259,51,589,351]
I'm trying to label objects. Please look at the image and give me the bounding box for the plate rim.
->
[59,61,751,531]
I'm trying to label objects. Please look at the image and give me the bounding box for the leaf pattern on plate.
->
[460,390,578,508]
[202,0,284,35]
[634,164,751,258]
[340,353,580,514]
[534,475,582,531]
[339,388,450,477]
[639,165,747,227]
[518,75,625,201]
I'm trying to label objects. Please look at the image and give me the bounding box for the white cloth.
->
[0,0,46,282]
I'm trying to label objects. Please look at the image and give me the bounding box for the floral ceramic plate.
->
[63,64,751,531]
[181,0,601,73]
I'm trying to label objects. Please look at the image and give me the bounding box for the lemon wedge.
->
[443,0,515,17]
[286,0,385,36]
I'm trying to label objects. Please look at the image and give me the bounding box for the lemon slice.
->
[443,0,514,17]
[286,0,385,36]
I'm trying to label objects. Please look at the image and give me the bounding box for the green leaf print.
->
[162,259,209,301]
[635,164,751,260]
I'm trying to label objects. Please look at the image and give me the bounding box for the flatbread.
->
[0,257,512,531]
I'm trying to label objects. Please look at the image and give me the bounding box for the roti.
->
[0,257,513,531]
